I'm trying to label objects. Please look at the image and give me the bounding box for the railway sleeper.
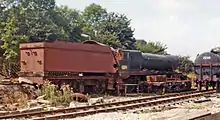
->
[3,91,214,120]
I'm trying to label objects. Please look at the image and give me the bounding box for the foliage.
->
[82,3,107,37]
[20,0,66,42]
[53,6,83,42]
[187,72,196,79]
[96,31,121,48]
[40,81,74,106]
[102,12,136,49]
[177,56,194,74]
[81,3,136,49]
[135,40,168,54]
[1,12,28,61]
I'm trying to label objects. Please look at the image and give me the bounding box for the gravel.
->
[66,93,220,120]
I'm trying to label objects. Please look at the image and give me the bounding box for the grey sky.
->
[55,0,220,61]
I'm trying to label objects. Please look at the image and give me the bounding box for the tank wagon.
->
[194,49,220,91]
[19,40,191,94]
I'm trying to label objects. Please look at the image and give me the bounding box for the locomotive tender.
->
[19,40,191,94]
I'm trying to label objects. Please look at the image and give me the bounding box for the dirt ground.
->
[70,93,220,120]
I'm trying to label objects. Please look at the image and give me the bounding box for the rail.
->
[0,90,215,120]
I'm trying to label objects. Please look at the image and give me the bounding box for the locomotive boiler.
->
[119,50,179,71]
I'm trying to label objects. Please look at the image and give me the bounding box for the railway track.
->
[0,90,215,120]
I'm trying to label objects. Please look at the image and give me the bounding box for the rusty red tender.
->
[20,41,117,73]
[19,40,120,93]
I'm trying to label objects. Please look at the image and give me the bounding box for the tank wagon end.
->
[194,52,220,91]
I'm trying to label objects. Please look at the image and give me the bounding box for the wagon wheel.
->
[205,81,209,91]
[210,81,215,90]
[197,81,202,91]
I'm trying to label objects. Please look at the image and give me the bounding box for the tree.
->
[177,56,193,74]
[20,0,67,42]
[81,3,107,38]
[0,10,28,61]
[95,31,121,48]
[135,40,168,54]
[81,3,136,49]
[0,0,20,41]
[0,10,28,77]
[53,6,83,42]
[102,12,136,49]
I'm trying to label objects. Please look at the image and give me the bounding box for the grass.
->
[39,81,74,106]
[187,72,197,79]
[187,72,197,89]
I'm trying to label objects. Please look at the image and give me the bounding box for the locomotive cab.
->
[119,50,143,71]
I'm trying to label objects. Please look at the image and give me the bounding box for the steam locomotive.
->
[19,40,191,95]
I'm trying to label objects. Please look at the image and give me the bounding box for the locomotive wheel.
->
[153,86,164,95]
[126,86,136,93]
[138,82,148,93]
[173,85,181,92]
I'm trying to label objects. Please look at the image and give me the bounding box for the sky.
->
[55,0,220,61]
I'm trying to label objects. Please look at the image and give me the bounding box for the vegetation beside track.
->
[39,81,75,106]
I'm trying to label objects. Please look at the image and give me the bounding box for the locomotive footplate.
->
[146,80,191,93]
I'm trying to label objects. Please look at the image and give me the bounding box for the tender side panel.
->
[43,42,117,73]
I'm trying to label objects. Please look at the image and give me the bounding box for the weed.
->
[39,81,74,106]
